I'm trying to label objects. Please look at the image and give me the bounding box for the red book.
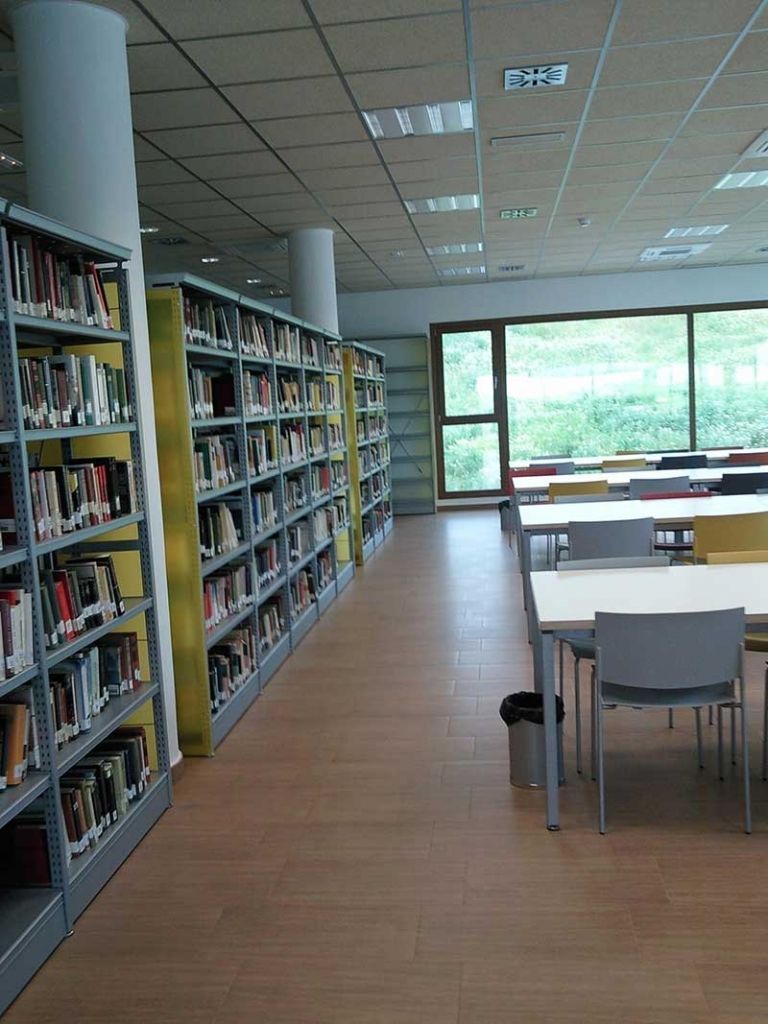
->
[52,577,76,641]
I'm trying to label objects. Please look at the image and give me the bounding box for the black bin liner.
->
[499,691,565,726]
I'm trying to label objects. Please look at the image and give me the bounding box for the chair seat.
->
[601,680,734,708]
[745,633,768,653]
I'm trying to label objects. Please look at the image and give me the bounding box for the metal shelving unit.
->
[146,273,355,756]
[0,201,172,1014]
[342,342,393,564]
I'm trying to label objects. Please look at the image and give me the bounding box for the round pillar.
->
[11,0,182,766]
[288,228,339,334]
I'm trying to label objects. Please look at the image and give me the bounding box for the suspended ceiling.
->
[0,0,767,299]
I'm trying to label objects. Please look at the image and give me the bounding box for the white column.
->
[11,0,182,766]
[288,228,339,334]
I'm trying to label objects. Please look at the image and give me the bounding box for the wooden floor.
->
[8,511,768,1023]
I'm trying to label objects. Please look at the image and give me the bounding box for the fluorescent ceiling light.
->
[0,152,23,169]
[404,194,480,214]
[639,244,711,262]
[664,225,728,238]
[200,256,220,264]
[246,277,261,284]
[504,64,568,90]
[140,226,159,234]
[500,207,538,219]
[426,242,484,255]
[437,265,486,276]
[490,132,565,149]
[715,171,768,189]
[362,100,473,139]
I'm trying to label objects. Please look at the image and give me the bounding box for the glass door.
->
[432,323,507,497]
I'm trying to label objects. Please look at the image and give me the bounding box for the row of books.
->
[252,489,278,535]
[259,599,283,652]
[274,323,300,363]
[255,539,280,588]
[243,370,271,416]
[277,376,303,414]
[0,588,33,680]
[369,415,388,439]
[61,726,150,862]
[306,380,325,413]
[41,556,125,650]
[352,349,367,376]
[301,335,320,367]
[317,549,333,592]
[199,503,241,562]
[280,423,306,464]
[326,378,341,409]
[289,568,316,621]
[184,297,233,351]
[50,634,140,749]
[311,464,330,499]
[209,625,257,712]
[31,459,137,541]
[188,368,234,420]
[0,691,40,789]
[19,354,130,431]
[329,423,344,450]
[193,434,239,493]
[248,428,278,478]
[313,498,349,541]
[203,565,252,635]
[288,521,311,565]
[367,382,385,407]
[9,234,113,329]
[284,475,308,515]
[331,462,347,492]
[309,425,325,457]
[326,343,343,371]
[237,311,269,358]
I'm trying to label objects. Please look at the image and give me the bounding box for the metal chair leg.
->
[695,707,704,769]
[574,655,582,775]
[590,665,597,781]
[763,663,768,782]
[597,688,606,834]
[668,708,674,729]
[558,640,564,699]
[731,705,737,766]
[717,706,724,781]
[741,683,752,834]
[708,705,714,726]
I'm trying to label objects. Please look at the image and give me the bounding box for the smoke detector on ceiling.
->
[504,64,568,90]
[639,244,711,262]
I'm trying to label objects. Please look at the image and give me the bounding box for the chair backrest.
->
[553,492,624,504]
[659,454,708,470]
[639,489,712,501]
[629,475,689,499]
[603,457,646,471]
[549,479,608,502]
[558,555,670,571]
[703,549,768,565]
[569,517,654,561]
[553,461,576,475]
[728,451,768,466]
[693,511,768,561]
[720,471,768,495]
[595,608,744,689]
[508,466,557,494]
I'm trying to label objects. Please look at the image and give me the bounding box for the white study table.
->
[530,561,768,830]
[511,464,765,501]
[510,446,768,473]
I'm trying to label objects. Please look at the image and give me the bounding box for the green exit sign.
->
[500,208,538,219]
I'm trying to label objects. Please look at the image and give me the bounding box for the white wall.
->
[330,262,767,339]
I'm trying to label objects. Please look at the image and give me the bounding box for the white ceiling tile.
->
[143,123,264,158]
[328,201,406,220]
[681,105,768,136]
[478,91,587,129]
[281,141,381,171]
[613,0,761,45]
[300,165,392,189]
[482,169,565,191]
[567,162,648,185]
[316,185,400,205]
[215,173,305,198]
[90,0,165,43]
[256,113,368,149]
[180,151,286,179]
[471,0,615,58]
[181,30,335,84]
[131,88,237,131]
[483,148,569,174]
[139,181,222,204]
[700,71,768,110]
[178,212,264,231]
[313,0,461,23]
[725,30,768,73]
[581,113,682,145]
[403,175,480,196]
[324,13,466,71]
[140,0,310,36]
[128,42,206,92]
[388,157,478,182]
[589,80,706,120]
[573,140,667,167]
[150,198,242,220]
[665,131,758,159]
[346,64,470,109]
[223,77,352,120]
[134,134,165,161]
[600,37,736,87]
[237,193,315,214]
[135,160,197,186]
[378,133,476,163]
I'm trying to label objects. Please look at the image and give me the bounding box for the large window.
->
[431,303,768,498]
[505,315,690,460]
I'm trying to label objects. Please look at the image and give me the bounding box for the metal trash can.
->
[499,692,565,788]
[499,499,513,532]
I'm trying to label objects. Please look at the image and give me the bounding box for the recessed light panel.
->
[665,225,728,238]
[140,226,159,235]
[404,194,480,214]
[362,100,473,139]
[715,171,768,189]
[639,244,711,262]
[437,265,486,277]
[500,207,538,219]
[426,242,484,255]
[490,132,565,149]
[504,64,568,90]
[200,256,220,264]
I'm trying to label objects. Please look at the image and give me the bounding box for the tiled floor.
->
[7,511,768,1023]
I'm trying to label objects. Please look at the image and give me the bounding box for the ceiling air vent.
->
[744,129,768,158]
[498,264,525,272]
[504,64,568,90]
[500,207,537,219]
[639,244,711,262]
[490,131,565,149]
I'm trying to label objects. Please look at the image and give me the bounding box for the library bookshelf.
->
[146,273,355,756]
[0,201,171,1013]
[342,342,393,564]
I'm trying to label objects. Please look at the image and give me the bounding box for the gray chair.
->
[552,493,625,504]
[594,607,750,834]
[629,475,690,499]
[556,555,670,774]
[553,461,576,476]
[569,517,654,561]
[720,471,768,496]
[659,454,707,470]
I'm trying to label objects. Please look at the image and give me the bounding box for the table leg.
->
[532,623,560,830]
